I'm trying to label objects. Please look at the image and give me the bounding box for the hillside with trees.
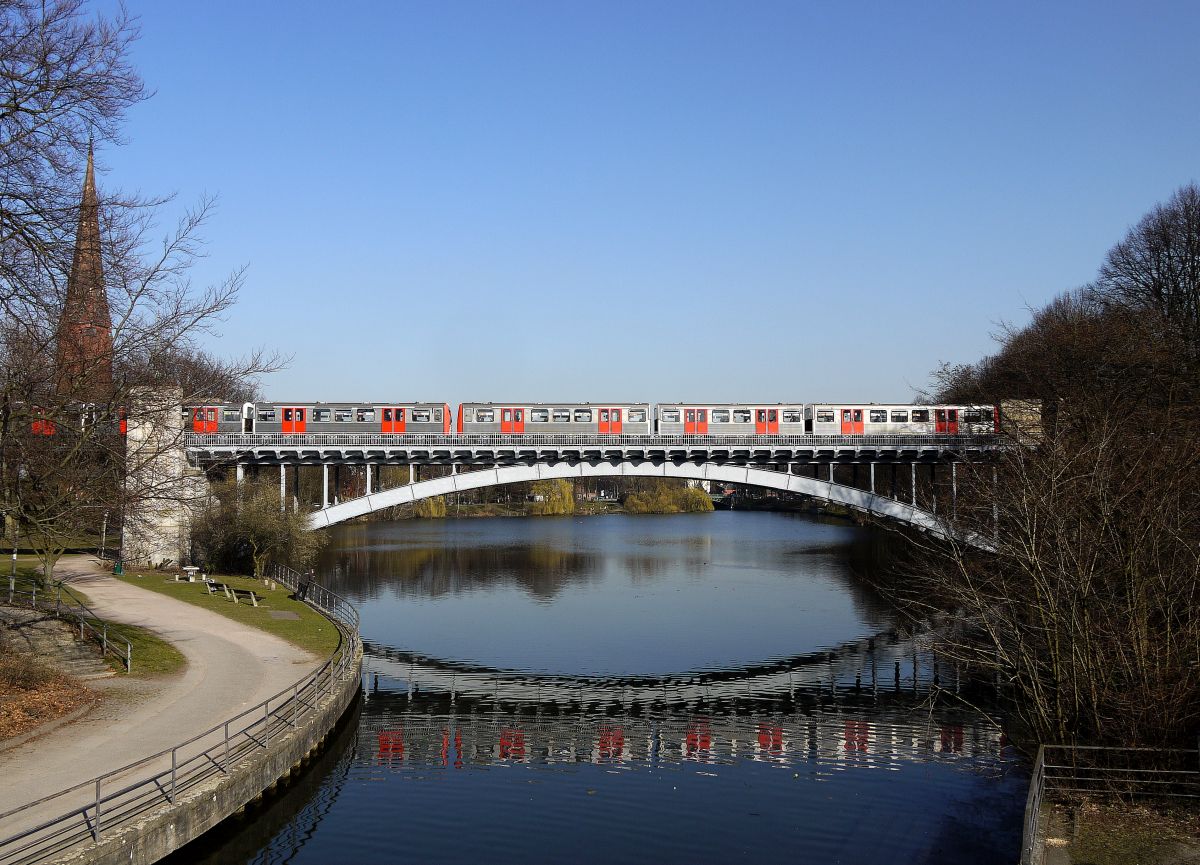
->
[905,184,1200,748]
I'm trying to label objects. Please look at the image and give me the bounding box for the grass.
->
[114,572,342,658]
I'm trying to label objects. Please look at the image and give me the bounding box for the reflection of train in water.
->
[186,401,999,437]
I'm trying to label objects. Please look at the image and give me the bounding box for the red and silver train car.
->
[808,404,998,436]
[190,402,452,434]
[656,403,807,436]
[457,403,652,435]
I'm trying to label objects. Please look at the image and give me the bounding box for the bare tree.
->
[908,188,1200,748]
[0,0,283,578]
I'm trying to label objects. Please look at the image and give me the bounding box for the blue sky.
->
[96,1,1199,404]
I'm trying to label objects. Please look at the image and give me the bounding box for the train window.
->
[911,409,930,422]
[258,409,276,421]
[383,409,392,422]
[552,408,570,423]
[413,410,431,422]
[284,408,293,421]
[396,408,404,420]
[356,409,375,422]
[711,409,730,423]
[816,410,835,423]
[661,410,679,423]
[733,409,751,423]
[222,409,239,422]
[476,409,495,422]
[891,410,908,423]
[628,409,646,423]
[782,410,802,423]
[963,409,984,423]
[334,409,353,422]
[313,408,331,422]
[435,409,443,422]
[574,409,592,422]
[869,409,887,423]
[530,409,549,422]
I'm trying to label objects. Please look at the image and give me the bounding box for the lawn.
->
[114,572,343,658]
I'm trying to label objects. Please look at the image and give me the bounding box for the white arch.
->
[307,462,953,537]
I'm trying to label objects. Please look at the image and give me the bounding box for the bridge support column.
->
[365,463,372,496]
[911,463,917,506]
[951,462,958,519]
[828,463,834,483]
[235,464,245,486]
[322,464,330,509]
[280,464,286,512]
[870,462,875,494]
[293,464,300,511]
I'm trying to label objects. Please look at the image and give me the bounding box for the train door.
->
[685,409,697,434]
[395,407,406,433]
[381,408,393,433]
[696,409,707,434]
[766,408,778,434]
[193,406,218,433]
[610,408,622,434]
[599,409,611,434]
[840,408,864,435]
[501,408,513,433]
[282,407,306,434]
[502,408,524,434]
[513,408,524,433]
[381,407,406,434]
[935,408,959,434]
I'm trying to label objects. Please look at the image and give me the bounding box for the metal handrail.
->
[186,432,1001,449]
[5,578,132,673]
[0,564,360,865]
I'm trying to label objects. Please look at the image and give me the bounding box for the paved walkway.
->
[0,556,320,829]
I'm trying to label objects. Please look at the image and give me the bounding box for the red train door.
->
[395,407,406,433]
[767,409,778,434]
[599,409,611,434]
[696,409,708,434]
[935,408,959,434]
[685,409,697,434]
[192,407,206,432]
[294,407,306,433]
[755,408,767,435]
[513,408,524,433]
[381,408,393,433]
[204,406,218,433]
[611,408,622,434]
[282,407,306,434]
[840,408,864,435]
[501,408,513,433]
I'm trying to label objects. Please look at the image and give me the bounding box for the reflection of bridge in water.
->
[364,625,956,709]
[361,628,1006,771]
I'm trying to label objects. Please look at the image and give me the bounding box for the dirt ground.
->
[1045,800,1200,865]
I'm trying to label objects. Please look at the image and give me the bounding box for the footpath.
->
[0,556,320,826]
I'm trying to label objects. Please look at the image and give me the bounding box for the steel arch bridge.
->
[185,433,998,539]
[310,461,949,534]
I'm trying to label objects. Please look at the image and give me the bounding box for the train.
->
[186,401,999,436]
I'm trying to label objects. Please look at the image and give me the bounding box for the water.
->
[168,511,1028,864]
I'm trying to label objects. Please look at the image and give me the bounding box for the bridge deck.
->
[186,433,1000,465]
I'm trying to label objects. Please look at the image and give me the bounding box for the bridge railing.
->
[0,566,360,865]
[185,432,1000,450]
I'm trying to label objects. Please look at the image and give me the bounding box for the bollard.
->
[102,623,107,656]
[126,642,131,672]
[169,749,177,803]
[94,778,102,840]
[224,721,230,771]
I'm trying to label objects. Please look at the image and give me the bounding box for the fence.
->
[5,576,132,673]
[1019,743,1200,864]
[0,563,360,865]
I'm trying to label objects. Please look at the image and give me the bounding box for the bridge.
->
[184,432,1000,538]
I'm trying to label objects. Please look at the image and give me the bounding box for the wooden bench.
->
[228,588,260,607]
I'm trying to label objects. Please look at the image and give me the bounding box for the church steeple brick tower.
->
[55,141,113,399]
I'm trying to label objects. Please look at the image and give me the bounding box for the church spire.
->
[55,139,113,399]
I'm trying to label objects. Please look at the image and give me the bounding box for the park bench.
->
[228,588,260,607]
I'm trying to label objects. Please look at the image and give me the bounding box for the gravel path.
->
[0,556,320,826]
